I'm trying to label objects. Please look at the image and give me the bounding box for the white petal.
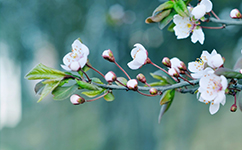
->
[69,61,81,71]
[174,26,190,39]
[78,56,88,68]
[135,51,147,64]
[134,43,146,52]
[191,72,203,79]
[214,91,225,104]
[81,43,90,56]
[209,103,220,115]
[191,4,206,19]
[200,0,213,13]
[127,60,142,70]
[191,28,204,44]
[63,52,74,66]
[61,64,71,71]
[201,51,210,62]
[220,75,228,90]
[211,49,218,56]
[208,54,223,68]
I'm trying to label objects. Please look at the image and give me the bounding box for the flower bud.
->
[162,57,171,67]
[230,104,237,112]
[105,71,117,82]
[70,94,85,105]
[178,61,187,71]
[102,49,115,62]
[240,69,242,74]
[168,68,179,77]
[127,79,138,90]
[230,9,242,19]
[149,88,158,95]
[136,73,146,83]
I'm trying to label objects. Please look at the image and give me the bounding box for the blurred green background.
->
[1,0,242,149]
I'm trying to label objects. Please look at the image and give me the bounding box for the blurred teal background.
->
[1,0,242,149]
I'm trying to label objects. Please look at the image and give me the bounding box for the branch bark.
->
[209,17,242,26]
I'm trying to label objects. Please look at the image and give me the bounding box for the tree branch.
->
[209,17,242,26]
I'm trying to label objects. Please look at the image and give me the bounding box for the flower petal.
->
[209,103,220,115]
[78,56,88,68]
[61,64,71,71]
[220,75,228,90]
[191,28,204,44]
[135,51,147,64]
[191,4,206,19]
[63,52,74,66]
[200,0,213,13]
[213,91,225,104]
[208,54,223,68]
[127,60,142,70]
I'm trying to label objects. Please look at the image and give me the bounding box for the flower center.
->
[187,23,192,28]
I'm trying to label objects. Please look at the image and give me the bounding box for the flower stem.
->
[86,91,109,102]
[115,79,128,87]
[211,10,220,20]
[86,64,105,78]
[178,75,194,85]
[185,71,194,80]
[137,90,157,97]
[78,69,91,82]
[114,61,131,80]
[201,25,226,29]
[145,82,151,87]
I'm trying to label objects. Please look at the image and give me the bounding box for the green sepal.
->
[76,79,101,90]
[214,68,242,79]
[115,77,127,86]
[159,11,176,30]
[146,9,171,23]
[104,92,115,101]
[37,81,61,102]
[52,84,79,100]
[159,89,175,105]
[168,22,175,32]
[34,80,45,95]
[25,63,66,80]
[82,89,105,98]
[150,70,176,84]
[173,1,188,17]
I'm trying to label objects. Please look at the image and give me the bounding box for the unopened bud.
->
[136,73,146,83]
[70,94,85,105]
[178,61,187,71]
[127,79,138,90]
[240,69,242,74]
[105,71,117,82]
[162,57,171,67]
[168,68,179,77]
[102,49,115,62]
[230,9,242,19]
[149,88,158,95]
[230,104,237,112]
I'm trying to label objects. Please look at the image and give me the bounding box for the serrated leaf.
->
[160,89,175,105]
[104,92,115,101]
[151,70,176,84]
[76,79,100,90]
[167,22,175,32]
[52,84,79,100]
[37,81,61,102]
[34,80,45,95]
[91,77,104,84]
[215,68,242,79]
[233,57,242,71]
[82,89,105,98]
[115,77,127,86]
[159,11,176,30]
[25,63,66,80]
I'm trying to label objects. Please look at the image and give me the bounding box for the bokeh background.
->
[1,0,242,149]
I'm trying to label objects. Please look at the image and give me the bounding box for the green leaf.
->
[233,57,242,71]
[91,77,104,84]
[76,79,101,90]
[151,70,176,84]
[52,84,79,100]
[82,89,105,98]
[214,68,242,79]
[25,63,66,80]
[34,80,45,95]
[173,1,188,17]
[167,22,175,32]
[42,79,63,84]
[176,0,189,16]
[104,92,115,101]
[115,77,127,86]
[159,11,176,30]
[152,1,174,16]
[146,9,171,23]
[147,81,170,87]
[159,89,175,105]
[37,81,61,102]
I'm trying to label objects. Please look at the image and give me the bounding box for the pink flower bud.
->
[230,9,242,19]
[178,61,187,71]
[70,94,85,105]
[105,71,117,82]
[149,88,158,95]
[168,68,179,77]
[230,104,237,112]
[102,49,115,62]
[162,57,171,67]
[136,73,146,83]
[127,79,138,90]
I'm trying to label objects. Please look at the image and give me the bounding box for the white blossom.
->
[127,79,138,90]
[61,39,89,71]
[105,71,117,82]
[198,68,227,115]
[230,9,242,19]
[127,43,148,70]
[191,0,213,19]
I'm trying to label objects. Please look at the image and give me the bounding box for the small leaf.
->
[52,84,79,100]
[215,68,242,79]
[151,70,176,84]
[115,77,127,86]
[173,2,188,17]
[76,79,101,90]
[34,80,45,95]
[91,77,104,84]
[146,9,171,23]
[160,89,175,105]
[167,22,175,32]
[233,57,242,71]
[104,92,115,101]
[25,63,66,80]
[82,89,105,98]
[176,0,189,16]
[37,81,61,102]
[159,11,176,30]
[147,81,170,87]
